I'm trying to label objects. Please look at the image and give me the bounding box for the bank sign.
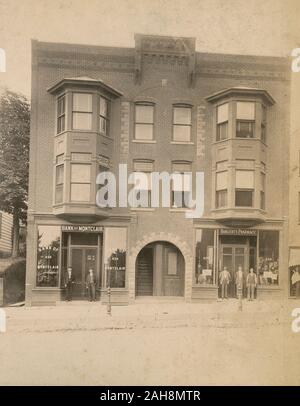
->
[61,225,103,233]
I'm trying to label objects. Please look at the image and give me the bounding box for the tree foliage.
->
[0,89,30,224]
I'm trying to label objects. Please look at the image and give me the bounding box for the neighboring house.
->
[0,211,12,255]
[25,34,290,306]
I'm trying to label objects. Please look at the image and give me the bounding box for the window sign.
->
[36,226,61,287]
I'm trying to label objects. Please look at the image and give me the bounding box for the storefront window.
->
[104,227,127,288]
[36,225,61,287]
[258,230,279,285]
[195,229,215,284]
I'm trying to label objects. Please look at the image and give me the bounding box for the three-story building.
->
[25,34,290,305]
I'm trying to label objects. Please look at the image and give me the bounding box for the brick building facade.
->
[25,34,290,305]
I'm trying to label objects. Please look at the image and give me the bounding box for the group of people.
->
[219,266,257,300]
[64,267,97,302]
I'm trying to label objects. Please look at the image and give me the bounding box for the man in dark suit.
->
[86,268,96,302]
[64,266,75,301]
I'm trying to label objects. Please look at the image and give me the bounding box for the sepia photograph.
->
[0,0,300,396]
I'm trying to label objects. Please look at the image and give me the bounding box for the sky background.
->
[0,0,299,130]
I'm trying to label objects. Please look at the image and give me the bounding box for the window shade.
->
[71,164,91,183]
[172,173,192,191]
[217,103,228,124]
[133,161,154,172]
[216,171,228,191]
[173,107,191,125]
[235,170,254,189]
[135,105,154,123]
[132,172,152,189]
[172,162,191,172]
[73,93,93,112]
[236,102,255,120]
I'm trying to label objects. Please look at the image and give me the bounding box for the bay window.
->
[70,163,91,202]
[173,105,192,142]
[216,103,228,141]
[134,103,154,140]
[235,169,254,207]
[236,101,255,138]
[72,93,93,130]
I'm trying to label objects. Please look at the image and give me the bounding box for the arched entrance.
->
[135,241,185,297]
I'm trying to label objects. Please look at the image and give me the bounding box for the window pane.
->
[73,93,93,112]
[71,153,92,161]
[260,191,265,210]
[217,122,228,141]
[168,252,178,275]
[71,164,91,183]
[216,190,227,208]
[260,172,265,191]
[57,96,65,115]
[235,170,254,189]
[132,172,152,190]
[173,125,191,142]
[36,225,60,287]
[71,183,91,201]
[217,103,228,124]
[216,171,228,191]
[55,184,63,204]
[57,115,65,133]
[236,102,255,120]
[195,229,215,285]
[135,123,153,140]
[135,105,154,123]
[72,112,92,130]
[71,233,98,245]
[172,191,190,208]
[56,165,64,185]
[261,123,266,143]
[235,190,253,207]
[258,230,279,285]
[99,96,108,117]
[174,107,191,125]
[56,154,64,165]
[236,121,254,138]
[99,117,108,134]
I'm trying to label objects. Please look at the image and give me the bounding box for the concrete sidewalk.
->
[3,298,297,333]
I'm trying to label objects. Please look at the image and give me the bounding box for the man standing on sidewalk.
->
[246,268,257,301]
[64,267,75,302]
[86,268,96,302]
[235,265,244,298]
[219,266,231,300]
